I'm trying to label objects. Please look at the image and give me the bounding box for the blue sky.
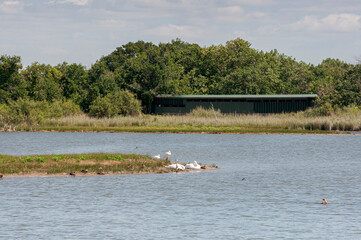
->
[1,0,360,67]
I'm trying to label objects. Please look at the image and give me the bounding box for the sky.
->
[1,0,361,68]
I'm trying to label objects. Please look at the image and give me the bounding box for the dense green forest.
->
[1,38,360,123]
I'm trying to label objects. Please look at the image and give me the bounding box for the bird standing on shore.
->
[163,150,171,160]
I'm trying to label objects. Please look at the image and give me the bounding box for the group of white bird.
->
[153,150,201,171]
[152,150,172,160]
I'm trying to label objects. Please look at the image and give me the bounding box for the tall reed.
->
[37,111,361,132]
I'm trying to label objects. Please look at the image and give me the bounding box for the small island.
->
[0,153,216,178]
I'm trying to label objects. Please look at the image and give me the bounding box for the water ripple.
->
[0,133,360,239]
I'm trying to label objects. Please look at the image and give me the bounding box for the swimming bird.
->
[153,154,161,159]
[322,198,328,205]
[185,161,201,170]
[163,150,171,160]
[0,174,3,179]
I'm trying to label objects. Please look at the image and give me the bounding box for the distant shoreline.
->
[2,110,361,135]
[1,127,357,135]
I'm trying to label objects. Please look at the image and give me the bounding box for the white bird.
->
[163,150,171,160]
[153,154,161,159]
[165,159,185,171]
[185,161,201,170]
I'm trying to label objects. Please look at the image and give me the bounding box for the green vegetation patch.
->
[0,153,170,175]
[37,125,338,135]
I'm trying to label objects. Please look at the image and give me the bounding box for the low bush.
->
[89,90,142,118]
[0,98,82,125]
[188,106,223,118]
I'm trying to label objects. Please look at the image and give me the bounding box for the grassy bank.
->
[0,153,173,177]
[3,110,360,134]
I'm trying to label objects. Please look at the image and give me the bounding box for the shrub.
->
[49,99,82,117]
[335,105,361,116]
[89,90,142,118]
[188,106,222,118]
[7,98,47,124]
[304,104,361,117]
[0,104,10,125]
[2,98,82,125]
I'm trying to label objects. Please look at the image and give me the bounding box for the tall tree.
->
[0,55,27,103]
[22,62,63,102]
[56,62,88,109]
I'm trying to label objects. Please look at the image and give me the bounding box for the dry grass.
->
[37,112,361,132]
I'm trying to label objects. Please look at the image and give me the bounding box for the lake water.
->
[0,132,360,239]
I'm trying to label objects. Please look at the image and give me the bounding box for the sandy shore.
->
[1,128,358,135]
[1,167,218,178]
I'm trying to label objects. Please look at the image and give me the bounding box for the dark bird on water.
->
[0,174,3,179]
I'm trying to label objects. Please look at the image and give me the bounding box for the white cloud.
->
[98,19,125,26]
[219,6,244,15]
[49,0,89,6]
[96,19,131,30]
[291,13,361,32]
[256,25,280,35]
[40,47,69,56]
[131,0,202,8]
[216,6,266,22]
[230,0,275,6]
[0,1,24,13]
[145,24,209,39]
[216,6,245,22]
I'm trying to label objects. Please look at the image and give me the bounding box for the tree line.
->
[1,38,360,120]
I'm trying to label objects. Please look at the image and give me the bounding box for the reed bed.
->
[37,112,361,133]
[0,153,171,176]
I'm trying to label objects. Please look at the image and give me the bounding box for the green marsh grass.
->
[0,153,171,175]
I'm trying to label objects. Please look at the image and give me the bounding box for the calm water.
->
[0,132,360,239]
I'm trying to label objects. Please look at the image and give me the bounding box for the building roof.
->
[156,94,318,99]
